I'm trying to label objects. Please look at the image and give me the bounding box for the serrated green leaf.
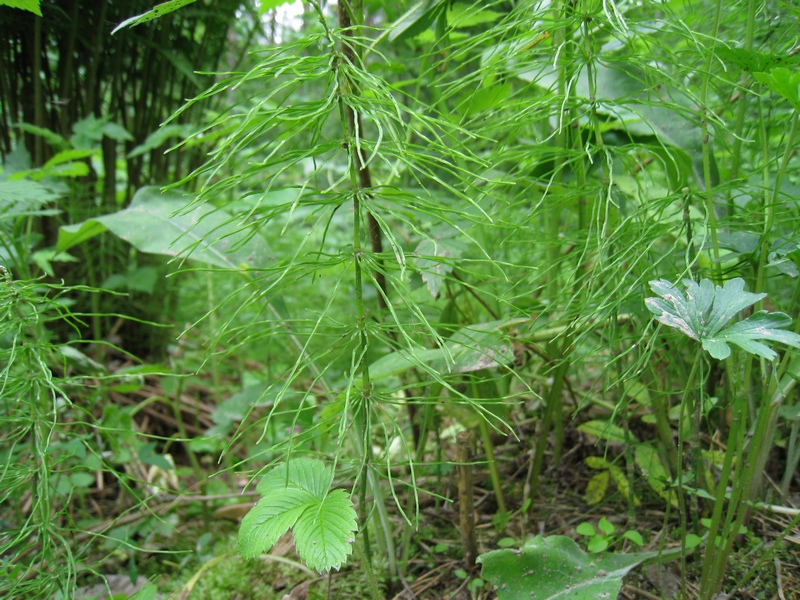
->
[240,459,357,572]
[44,149,96,166]
[71,115,131,144]
[389,0,447,43]
[127,124,196,158]
[293,489,358,572]
[608,465,642,506]
[0,0,41,15]
[753,68,800,110]
[577,420,633,443]
[256,458,334,499]
[369,320,516,379]
[259,0,291,15]
[0,180,61,212]
[706,311,800,360]
[448,3,503,28]
[12,122,68,149]
[414,235,466,298]
[609,465,639,506]
[238,488,316,559]
[634,443,678,506]
[717,47,800,73]
[101,121,134,142]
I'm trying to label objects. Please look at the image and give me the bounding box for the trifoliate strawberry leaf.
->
[239,458,358,572]
[238,488,316,559]
[645,277,800,360]
[293,489,359,572]
[256,457,334,499]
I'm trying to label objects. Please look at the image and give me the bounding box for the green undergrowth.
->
[160,533,383,600]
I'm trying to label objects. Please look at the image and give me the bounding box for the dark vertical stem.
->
[526,351,569,508]
[338,0,421,457]
[32,13,44,166]
[456,430,477,568]
[338,2,387,311]
[57,0,80,136]
[337,0,376,566]
[0,40,12,155]
[85,0,108,117]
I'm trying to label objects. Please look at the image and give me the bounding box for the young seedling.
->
[576,518,644,553]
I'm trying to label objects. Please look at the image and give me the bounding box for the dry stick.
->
[456,430,478,568]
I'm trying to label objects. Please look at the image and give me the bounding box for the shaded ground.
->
[58,372,800,599]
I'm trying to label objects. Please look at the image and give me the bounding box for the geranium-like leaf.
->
[646,278,800,360]
[706,310,800,360]
[239,458,358,572]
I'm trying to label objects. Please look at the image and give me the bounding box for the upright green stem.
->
[698,0,723,278]
[677,351,703,523]
[700,363,775,598]
[526,348,569,510]
[727,0,757,216]
[544,0,573,301]
[336,0,381,570]
[755,109,799,297]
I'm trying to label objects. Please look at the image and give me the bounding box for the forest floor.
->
[71,373,800,600]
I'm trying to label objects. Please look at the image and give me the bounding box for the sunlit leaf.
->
[645,278,800,360]
[0,0,41,16]
[388,0,447,43]
[259,0,292,15]
[112,0,198,34]
[239,459,357,572]
[753,68,800,110]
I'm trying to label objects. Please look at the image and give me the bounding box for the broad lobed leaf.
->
[646,278,798,361]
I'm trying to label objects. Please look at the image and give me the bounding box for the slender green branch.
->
[755,109,799,297]
[698,0,723,278]
[727,0,757,216]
